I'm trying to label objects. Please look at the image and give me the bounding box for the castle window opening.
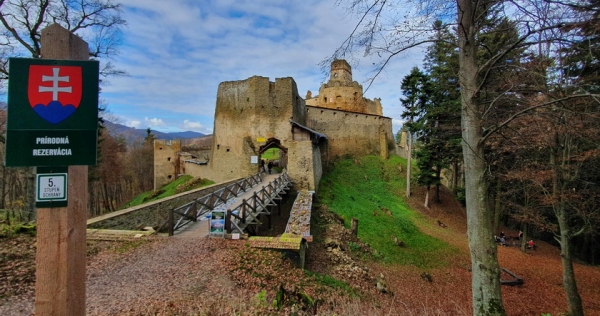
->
[217,145,220,150]
[159,147,163,150]
[167,157,171,161]
[226,148,230,152]
[167,175,172,179]
[166,140,171,146]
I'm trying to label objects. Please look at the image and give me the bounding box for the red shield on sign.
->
[28,65,82,124]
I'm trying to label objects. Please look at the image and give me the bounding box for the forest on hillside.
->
[338,1,600,315]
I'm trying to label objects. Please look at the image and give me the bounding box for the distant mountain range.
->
[104,120,207,143]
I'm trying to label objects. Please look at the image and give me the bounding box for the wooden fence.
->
[164,173,263,235]
[225,172,293,235]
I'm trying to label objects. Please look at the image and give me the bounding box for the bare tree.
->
[0,0,126,83]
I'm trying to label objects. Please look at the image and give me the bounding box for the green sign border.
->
[5,58,99,167]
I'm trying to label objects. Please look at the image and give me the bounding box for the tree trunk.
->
[452,161,459,193]
[435,168,441,203]
[493,179,501,234]
[552,137,584,316]
[557,207,584,316]
[457,0,506,314]
[520,222,528,252]
[406,131,412,197]
[0,165,6,209]
[424,186,430,208]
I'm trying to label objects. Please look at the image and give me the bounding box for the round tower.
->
[329,59,352,84]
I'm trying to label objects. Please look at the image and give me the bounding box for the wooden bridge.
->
[87,171,314,267]
[171,172,293,238]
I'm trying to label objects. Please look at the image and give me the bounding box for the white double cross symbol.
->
[39,68,72,101]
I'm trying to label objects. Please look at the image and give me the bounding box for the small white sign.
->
[250,155,258,164]
[36,173,67,202]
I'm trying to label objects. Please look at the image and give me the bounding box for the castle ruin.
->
[154,60,396,191]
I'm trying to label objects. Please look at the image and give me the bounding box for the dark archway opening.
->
[258,138,288,174]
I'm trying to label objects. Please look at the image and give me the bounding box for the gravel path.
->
[0,236,249,316]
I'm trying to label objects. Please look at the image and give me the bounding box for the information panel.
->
[5,58,99,167]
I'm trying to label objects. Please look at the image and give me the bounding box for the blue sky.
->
[99,0,423,135]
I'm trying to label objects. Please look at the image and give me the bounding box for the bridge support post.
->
[268,206,273,230]
[168,208,175,236]
[225,209,232,234]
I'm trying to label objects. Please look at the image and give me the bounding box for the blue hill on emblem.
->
[32,101,77,124]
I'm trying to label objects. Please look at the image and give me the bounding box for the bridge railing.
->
[163,173,263,235]
[225,172,293,235]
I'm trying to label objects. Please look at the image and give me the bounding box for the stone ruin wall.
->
[152,60,397,191]
[305,106,394,160]
[154,139,181,190]
[306,83,383,116]
[207,76,309,184]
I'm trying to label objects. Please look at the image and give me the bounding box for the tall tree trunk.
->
[552,137,584,316]
[435,168,441,203]
[457,0,506,314]
[493,179,501,234]
[424,186,430,208]
[406,131,412,197]
[0,165,6,209]
[520,222,528,252]
[557,206,584,316]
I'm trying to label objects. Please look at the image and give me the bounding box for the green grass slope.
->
[121,175,214,209]
[317,155,455,268]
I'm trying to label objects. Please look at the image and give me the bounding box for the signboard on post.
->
[209,211,226,237]
[5,58,99,167]
[36,167,68,207]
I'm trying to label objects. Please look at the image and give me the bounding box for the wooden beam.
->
[35,24,90,316]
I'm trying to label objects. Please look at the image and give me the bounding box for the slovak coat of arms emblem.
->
[28,65,82,124]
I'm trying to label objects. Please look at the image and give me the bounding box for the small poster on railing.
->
[209,210,226,237]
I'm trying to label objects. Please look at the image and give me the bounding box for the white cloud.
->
[144,117,165,126]
[183,120,204,130]
[99,0,423,134]
[127,120,141,128]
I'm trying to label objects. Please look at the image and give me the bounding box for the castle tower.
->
[329,59,352,84]
[305,59,382,116]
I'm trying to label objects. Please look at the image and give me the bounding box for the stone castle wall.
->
[306,106,394,160]
[208,76,310,184]
[154,139,181,190]
[152,60,395,192]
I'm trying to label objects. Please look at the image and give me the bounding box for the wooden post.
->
[225,209,232,234]
[35,24,90,316]
[351,217,359,237]
[268,205,273,230]
[168,208,174,237]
